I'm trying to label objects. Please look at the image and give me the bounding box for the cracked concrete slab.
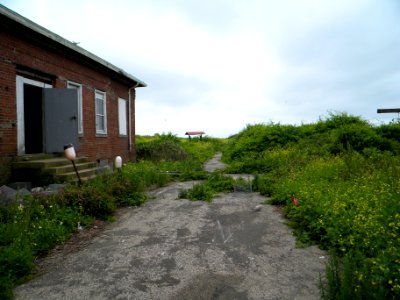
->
[15,181,326,299]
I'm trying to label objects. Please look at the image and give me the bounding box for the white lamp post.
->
[115,156,122,180]
[64,144,82,186]
[114,156,122,169]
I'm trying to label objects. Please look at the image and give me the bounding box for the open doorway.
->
[16,75,79,155]
[16,75,52,155]
[23,84,43,154]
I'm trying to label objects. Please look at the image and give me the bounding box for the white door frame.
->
[16,75,52,155]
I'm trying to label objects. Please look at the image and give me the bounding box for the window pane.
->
[95,90,106,134]
[96,115,104,131]
[118,98,127,135]
[95,98,104,115]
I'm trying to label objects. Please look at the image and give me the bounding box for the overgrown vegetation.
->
[223,112,400,299]
[136,132,223,180]
[178,172,237,202]
[0,133,220,299]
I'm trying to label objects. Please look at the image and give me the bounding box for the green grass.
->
[0,194,89,299]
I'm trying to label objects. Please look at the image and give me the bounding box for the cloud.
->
[3,0,400,135]
[269,0,400,125]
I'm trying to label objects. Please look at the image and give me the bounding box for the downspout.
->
[128,82,139,154]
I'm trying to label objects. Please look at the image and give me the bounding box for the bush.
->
[315,112,368,132]
[0,241,34,299]
[179,183,215,202]
[330,123,391,154]
[179,173,239,202]
[224,123,303,162]
[137,139,188,161]
[0,195,85,300]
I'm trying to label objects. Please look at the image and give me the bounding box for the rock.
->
[31,187,44,193]
[47,184,66,193]
[0,185,16,206]
[97,159,112,174]
[16,188,31,199]
[8,182,32,191]
[0,185,31,206]
[253,204,263,212]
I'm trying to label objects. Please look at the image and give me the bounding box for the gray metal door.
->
[43,89,79,153]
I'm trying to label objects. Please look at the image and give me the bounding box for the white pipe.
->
[128,82,139,153]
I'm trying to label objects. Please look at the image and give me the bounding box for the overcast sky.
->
[2,0,400,137]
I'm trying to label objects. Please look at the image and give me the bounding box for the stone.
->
[47,184,66,193]
[16,188,31,199]
[0,185,31,206]
[8,182,32,191]
[0,185,16,206]
[31,187,44,193]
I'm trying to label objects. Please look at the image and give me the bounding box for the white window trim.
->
[67,81,83,135]
[95,90,107,135]
[118,98,127,136]
[16,75,52,155]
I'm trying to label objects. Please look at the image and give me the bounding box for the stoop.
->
[12,154,98,186]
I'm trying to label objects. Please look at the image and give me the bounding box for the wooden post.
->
[377,108,400,114]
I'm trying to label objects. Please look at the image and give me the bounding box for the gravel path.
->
[15,154,326,300]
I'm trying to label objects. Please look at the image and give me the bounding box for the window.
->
[67,81,83,135]
[118,98,127,136]
[95,90,107,134]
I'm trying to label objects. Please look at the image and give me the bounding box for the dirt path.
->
[15,154,326,300]
[203,152,227,172]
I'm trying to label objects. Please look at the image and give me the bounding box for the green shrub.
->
[0,241,33,299]
[330,123,391,154]
[60,184,116,219]
[179,173,239,202]
[224,123,303,162]
[315,112,368,133]
[137,139,188,161]
[179,183,214,202]
[181,137,224,163]
[0,195,86,300]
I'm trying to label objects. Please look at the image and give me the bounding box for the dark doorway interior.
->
[24,84,43,154]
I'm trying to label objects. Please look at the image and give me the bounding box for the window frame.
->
[67,81,84,135]
[95,89,107,135]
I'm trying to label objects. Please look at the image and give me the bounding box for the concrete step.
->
[67,174,98,183]
[55,168,97,182]
[11,156,98,186]
[47,161,97,175]
[13,153,61,162]
[13,157,90,169]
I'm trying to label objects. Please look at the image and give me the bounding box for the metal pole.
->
[71,160,82,186]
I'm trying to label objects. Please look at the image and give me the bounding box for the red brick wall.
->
[0,31,137,163]
[0,58,17,156]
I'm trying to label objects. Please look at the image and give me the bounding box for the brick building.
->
[0,5,146,165]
